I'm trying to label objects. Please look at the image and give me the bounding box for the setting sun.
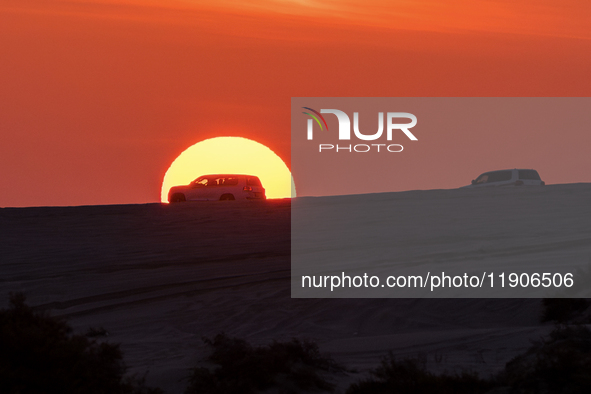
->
[161,137,294,202]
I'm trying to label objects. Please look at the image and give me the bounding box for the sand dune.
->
[293,183,591,297]
[1,188,584,392]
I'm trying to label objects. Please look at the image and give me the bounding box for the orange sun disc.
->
[161,136,295,202]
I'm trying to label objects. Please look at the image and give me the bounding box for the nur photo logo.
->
[302,107,418,153]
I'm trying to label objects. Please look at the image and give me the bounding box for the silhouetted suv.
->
[463,169,545,188]
[168,174,266,202]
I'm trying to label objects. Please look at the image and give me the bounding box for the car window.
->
[518,170,541,180]
[201,178,219,186]
[486,171,512,183]
[221,177,239,186]
[193,178,209,187]
[247,177,262,186]
[475,174,489,184]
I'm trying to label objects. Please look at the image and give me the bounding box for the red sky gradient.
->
[1,0,590,207]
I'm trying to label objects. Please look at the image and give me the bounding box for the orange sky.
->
[1,0,590,206]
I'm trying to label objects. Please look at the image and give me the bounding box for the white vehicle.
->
[168,174,266,202]
[463,169,545,188]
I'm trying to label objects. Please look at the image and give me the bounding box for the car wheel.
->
[170,193,186,203]
[219,194,235,201]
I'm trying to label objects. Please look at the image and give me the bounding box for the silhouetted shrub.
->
[86,326,110,338]
[346,323,591,394]
[184,333,341,394]
[346,354,492,394]
[503,325,591,394]
[541,298,589,323]
[0,293,162,394]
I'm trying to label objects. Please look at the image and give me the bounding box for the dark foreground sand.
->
[0,194,570,392]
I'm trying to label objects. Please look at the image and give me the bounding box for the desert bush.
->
[184,333,341,394]
[345,353,492,394]
[541,298,589,323]
[503,325,591,394]
[347,325,591,394]
[0,293,162,394]
[86,326,110,338]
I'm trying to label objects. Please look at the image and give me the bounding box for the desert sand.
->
[293,183,591,297]
[2,186,587,392]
